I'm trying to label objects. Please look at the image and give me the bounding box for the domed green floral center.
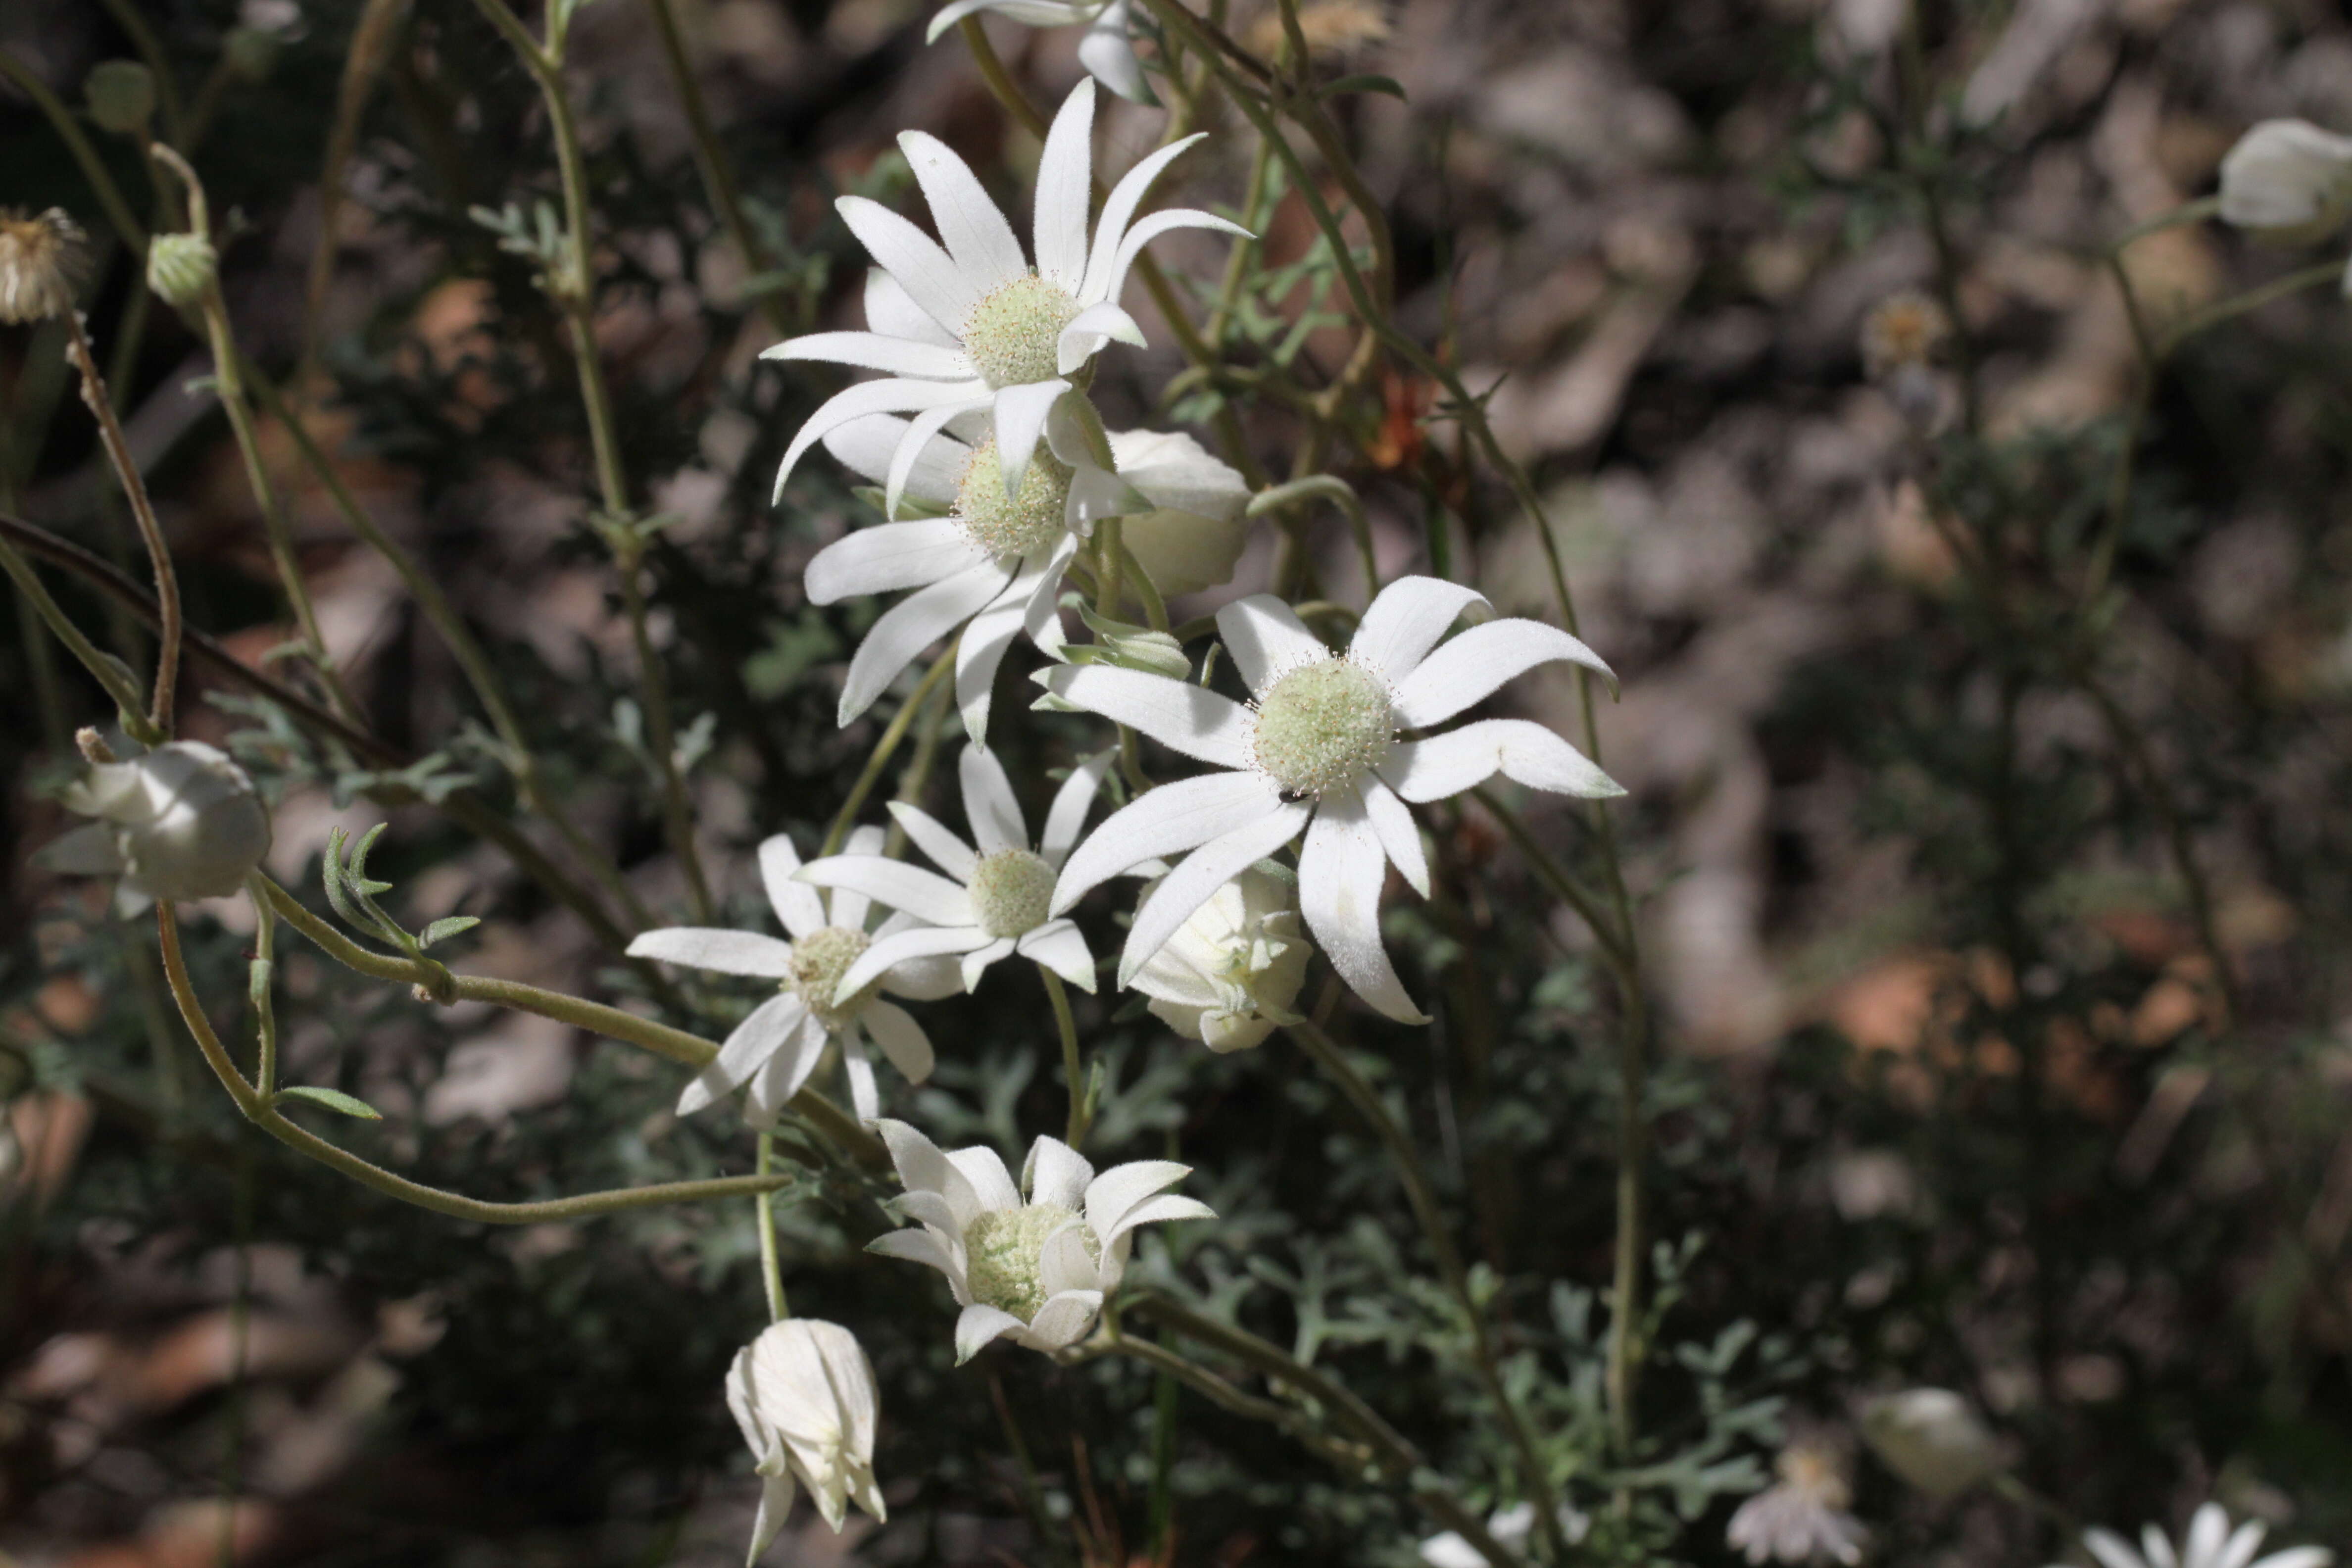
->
[1251,658,1394,798]
[969,848,1055,939]
[963,1202,1094,1321]
[954,441,1072,560]
[962,273,1082,389]
[786,925,876,1030]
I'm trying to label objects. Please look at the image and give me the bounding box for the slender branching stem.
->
[1043,965,1087,1147]
[824,642,959,856]
[61,313,180,736]
[756,1132,790,1320]
[638,0,791,332]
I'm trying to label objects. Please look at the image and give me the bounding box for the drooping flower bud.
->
[84,61,157,136]
[38,740,272,905]
[147,232,219,310]
[1129,869,1311,1051]
[725,1320,886,1559]
[2217,119,2352,245]
[0,208,87,325]
[1860,1388,2003,1499]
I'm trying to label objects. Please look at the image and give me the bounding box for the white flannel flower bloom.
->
[2218,120,2352,244]
[1859,1387,2002,1499]
[867,1118,1213,1362]
[1038,576,1621,1023]
[37,740,272,906]
[627,827,960,1125]
[725,1319,885,1560]
[1419,1503,1591,1568]
[1726,1446,1865,1566]
[1130,867,1309,1052]
[796,745,1112,997]
[1104,428,1251,598]
[765,78,1246,522]
[928,0,1154,105]
[805,408,1237,739]
[2051,1504,2333,1568]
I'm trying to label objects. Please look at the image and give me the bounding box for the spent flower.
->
[627,827,960,1124]
[1726,1446,1866,1566]
[868,1118,1212,1361]
[0,208,87,325]
[1041,577,1620,1022]
[725,1319,885,1559]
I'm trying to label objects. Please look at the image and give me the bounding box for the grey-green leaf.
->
[274,1085,384,1121]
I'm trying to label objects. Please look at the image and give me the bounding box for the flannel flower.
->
[764,77,1245,523]
[37,740,272,907]
[1128,867,1309,1051]
[805,406,1241,739]
[927,0,1153,105]
[726,1319,885,1561]
[797,745,1111,997]
[1039,577,1621,1022]
[627,827,960,1125]
[2048,1505,2332,1568]
[867,1119,1212,1361]
[1725,1446,1864,1567]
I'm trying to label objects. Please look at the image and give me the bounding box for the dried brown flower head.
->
[0,208,88,326]
[1860,288,1951,379]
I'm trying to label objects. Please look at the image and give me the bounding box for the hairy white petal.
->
[759,834,828,941]
[837,195,979,331]
[837,561,1015,725]
[899,131,1027,294]
[1051,771,1286,913]
[1381,719,1623,803]
[761,330,970,380]
[960,744,1030,854]
[806,519,985,604]
[628,927,796,977]
[1039,749,1117,865]
[1083,135,1209,302]
[1033,78,1097,289]
[888,801,979,881]
[799,855,976,927]
[1299,791,1427,1023]
[1392,618,1616,727]
[1034,665,1256,768]
[1215,594,1331,699]
[1350,576,1489,684]
[1120,802,1313,985]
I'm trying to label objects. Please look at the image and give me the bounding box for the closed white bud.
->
[38,740,272,904]
[1106,429,1253,598]
[1130,869,1311,1052]
[1860,1388,2003,1499]
[2218,119,2352,244]
[147,232,219,309]
[725,1320,885,1561]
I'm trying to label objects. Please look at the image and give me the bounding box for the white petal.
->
[956,1303,1029,1363]
[2218,1523,2270,1568]
[1051,771,1286,914]
[1082,1159,1189,1240]
[1017,919,1096,992]
[886,400,979,523]
[1361,777,1427,897]
[1024,1135,1096,1210]
[838,922,994,1000]
[1056,300,1147,375]
[947,1145,1025,1212]
[806,518,985,606]
[1078,0,1153,104]
[628,927,797,978]
[759,834,828,940]
[1067,463,1156,527]
[899,131,1028,295]
[1350,576,1488,684]
[2086,1530,2151,1568]
[992,379,1072,500]
[1098,208,1251,309]
[868,1224,963,1281]
[840,1029,881,1121]
[860,999,935,1081]
[677,993,810,1115]
[747,1011,831,1123]
[1392,618,1616,728]
[746,1471,795,1566]
[1034,665,1256,768]
[888,801,979,881]
[1038,1223,1099,1297]
[928,0,1086,38]
[822,409,970,498]
[959,744,1030,853]
[1299,792,1426,1023]
[2186,1509,2229,1568]
[864,267,961,349]
[761,330,971,380]
[838,560,1015,726]
[1382,718,1622,803]
[1022,533,1079,655]
[799,854,976,926]
[960,937,1019,990]
[874,1118,983,1225]
[826,823,887,930]
[2250,1552,2333,1568]
[836,195,979,333]
[35,823,123,875]
[1021,1289,1104,1349]
[774,375,989,504]
[1119,802,1313,985]
[1082,134,1208,302]
[1033,78,1097,290]
[1101,1191,1214,1246]
[1215,594,1329,699]
[1040,749,1117,865]
[957,557,1059,743]
[2148,1529,2182,1568]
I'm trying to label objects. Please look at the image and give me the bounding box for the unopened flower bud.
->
[1860,1388,2004,1499]
[2218,119,2352,245]
[84,60,157,135]
[147,232,219,309]
[37,740,272,904]
[727,1320,886,1557]
[0,208,88,325]
[1130,869,1311,1052]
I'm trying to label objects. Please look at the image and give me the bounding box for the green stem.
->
[1247,475,1378,604]
[756,1131,789,1320]
[637,0,790,332]
[62,312,179,736]
[0,531,148,724]
[822,640,958,855]
[157,907,805,1224]
[1043,965,1086,1147]
[249,874,280,1095]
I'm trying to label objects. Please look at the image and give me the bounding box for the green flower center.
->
[963,1202,1093,1322]
[969,848,1055,940]
[954,441,1073,560]
[1251,658,1394,797]
[786,925,876,1031]
[962,273,1081,390]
